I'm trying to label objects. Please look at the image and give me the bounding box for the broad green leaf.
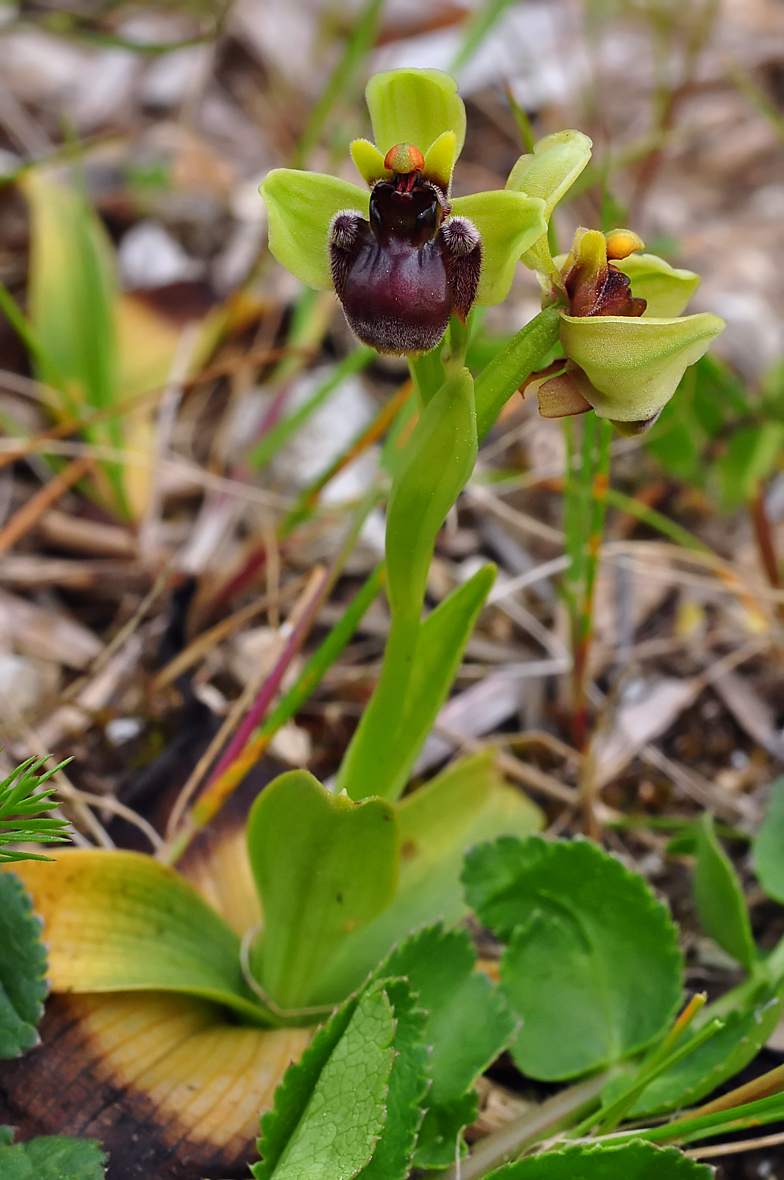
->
[560,312,726,423]
[631,976,784,1116]
[0,872,47,1059]
[256,982,396,1180]
[754,775,784,902]
[343,565,496,803]
[314,752,542,1002]
[247,771,399,1009]
[254,979,426,1180]
[0,1133,106,1179]
[474,304,562,439]
[486,1140,712,1180]
[9,851,269,1024]
[715,422,784,510]
[261,170,369,290]
[463,837,683,1079]
[379,924,516,1169]
[450,191,547,305]
[366,69,466,161]
[614,254,701,318]
[356,979,428,1180]
[693,813,756,972]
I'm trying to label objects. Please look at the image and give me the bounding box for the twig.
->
[686,1130,784,1159]
[0,456,93,560]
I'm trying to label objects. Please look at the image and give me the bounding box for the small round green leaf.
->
[0,1133,107,1179]
[463,836,683,1080]
[754,775,784,902]
[365,69,465,160]
[261,169,369,290]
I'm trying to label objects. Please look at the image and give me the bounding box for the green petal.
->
[613,253,701,317]
[261,169,369,290]
[451,191,547,305]
[560,312,726,422]
[350,138,390,186]
[366,69,465,161]
[423,131,456,190]
[506,130,592,218]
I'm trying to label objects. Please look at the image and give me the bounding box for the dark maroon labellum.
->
[330,161,481,356]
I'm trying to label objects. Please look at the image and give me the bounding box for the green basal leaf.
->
[693,813,756,972]
[413,1093,478,1170]
[246,771,399,1010]
[342,564,496,804]
[463,837,683,1080]
[486,1140,712,1180]
[255,982,396,1180]
[630,975,784,1116]
[379,923,516,1169]
[715,421,784,510]
[313,752,542,1003]
[0,872,47,1059]
[560,312,726,423]
[450,191,546,305]
[365,69,466,162]
[0,1132,106,1179]
[261,170,369,290]
[754,775,784,903]
[253,978,427,1180]
[10,851,269,1025]
[613,253,701,318]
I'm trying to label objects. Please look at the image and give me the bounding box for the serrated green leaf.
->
[0,872,47,1059]
[378,924,515,1170]
[463,837,683,1079]
[486,1140,711,1180]
[413,1092,478,1170]
[10,851,269,1025]
[631,976,784,1116]
[693,813,756,972]
[254,982,396,1180]
[247,771,399,1009]
[356,979,429,1180]
[311,752,542,1003]
[754,775,784,902]
[0,1135,106,1180]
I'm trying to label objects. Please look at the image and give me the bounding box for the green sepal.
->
[260,169,369,290]
[693,812,756,972]
[247,770,399,1010]
[350,139,390,186]
[463,836,683,1080]
[0,871,47,1059]
[450,191,547,305]
[754,775,784,903]
[614,253,701,317]
[366,68,465,162]
[560,312,726,422]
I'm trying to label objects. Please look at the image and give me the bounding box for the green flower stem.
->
[408,347,446,409]
[337,368,477,802]
[474,303,562,440]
